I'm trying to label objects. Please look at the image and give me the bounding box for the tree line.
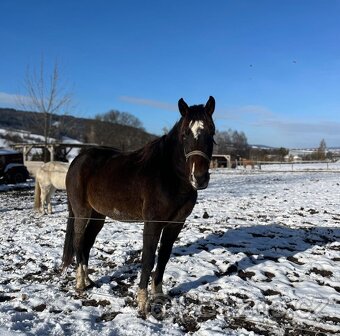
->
[15,59,334,162]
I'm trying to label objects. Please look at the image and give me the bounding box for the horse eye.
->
[182,129,190,139]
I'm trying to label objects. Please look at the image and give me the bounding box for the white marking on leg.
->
[83,265,93,287]
[189,120,204,139]
[76,264,86,290]
[137,288,148,313]
[47,203,52,214]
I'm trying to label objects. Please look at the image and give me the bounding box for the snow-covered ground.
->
[0,166,339,335]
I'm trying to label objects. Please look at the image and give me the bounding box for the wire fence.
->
[234,160,340,172]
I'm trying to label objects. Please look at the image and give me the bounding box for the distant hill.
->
[0,107,156,151]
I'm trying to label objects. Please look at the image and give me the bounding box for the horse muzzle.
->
[190,172,210,190]
[185,150,211,190]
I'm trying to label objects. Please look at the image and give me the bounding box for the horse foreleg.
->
[137,222,163,314]
[152,223,183,296]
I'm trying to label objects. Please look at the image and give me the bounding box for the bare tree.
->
[214,129,249,158]
[17,59,73,161]
[316,138,327,160]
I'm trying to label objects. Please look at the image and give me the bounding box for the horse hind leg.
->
[40,186,50,214]
[46,186,56,214]
[34,180,41,212]
[81,211,105,288]
[71,208,91,291]
[74,209,105,291]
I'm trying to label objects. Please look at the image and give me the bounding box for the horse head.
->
[178,96,215,190]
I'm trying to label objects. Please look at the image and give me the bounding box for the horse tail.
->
[34,178,41,210]
[62,199,75,269]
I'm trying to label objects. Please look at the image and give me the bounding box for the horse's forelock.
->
[180,105,215,135]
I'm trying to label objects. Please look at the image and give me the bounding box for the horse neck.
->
[164,124,187,179]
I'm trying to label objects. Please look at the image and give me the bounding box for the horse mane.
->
[135,103,214,168]
[136,121,181,168]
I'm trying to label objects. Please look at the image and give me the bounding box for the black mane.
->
[136,103,214,169]
[135,120,181,168]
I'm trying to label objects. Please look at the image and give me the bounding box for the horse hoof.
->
[75,287,85,295]
[138,308,147,320]
[149,293,170,320]
[85,275,94,286]
[75,280,87,292]
[85,278,97,289]
[75,282,97,292]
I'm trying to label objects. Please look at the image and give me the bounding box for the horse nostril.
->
[199,172,209,179]
[194,171,210,185]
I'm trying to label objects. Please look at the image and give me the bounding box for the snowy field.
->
[0,166,340,335]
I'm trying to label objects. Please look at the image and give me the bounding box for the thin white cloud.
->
[216,105,275,121]
[216,104,340,146]
[217,104,340,135]
[119,96,177,112]
[256,119,340,135]
[0,91,31,106]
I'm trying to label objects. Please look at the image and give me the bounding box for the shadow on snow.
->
[170,223,340,294]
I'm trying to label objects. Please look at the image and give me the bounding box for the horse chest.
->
[142,188,197,222]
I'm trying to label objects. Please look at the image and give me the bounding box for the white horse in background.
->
[34,161,69,214]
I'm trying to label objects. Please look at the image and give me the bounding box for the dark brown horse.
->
[62,96,215,314]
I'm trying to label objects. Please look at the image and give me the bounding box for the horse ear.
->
[178,98,189,117]
[205,96,215,116]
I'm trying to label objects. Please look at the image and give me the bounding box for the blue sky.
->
[0,0,339,148]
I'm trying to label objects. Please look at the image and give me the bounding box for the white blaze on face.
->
[190,162,198,189]
[189,120,204,140]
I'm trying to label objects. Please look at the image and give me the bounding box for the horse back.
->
[66,147,128,210]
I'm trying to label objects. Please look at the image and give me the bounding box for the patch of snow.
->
[0,167,339,335]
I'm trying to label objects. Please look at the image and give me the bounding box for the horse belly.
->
[107,207,142,222]
[88,185,143,222]
[94,203,143,222]
[51,173,67,190]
